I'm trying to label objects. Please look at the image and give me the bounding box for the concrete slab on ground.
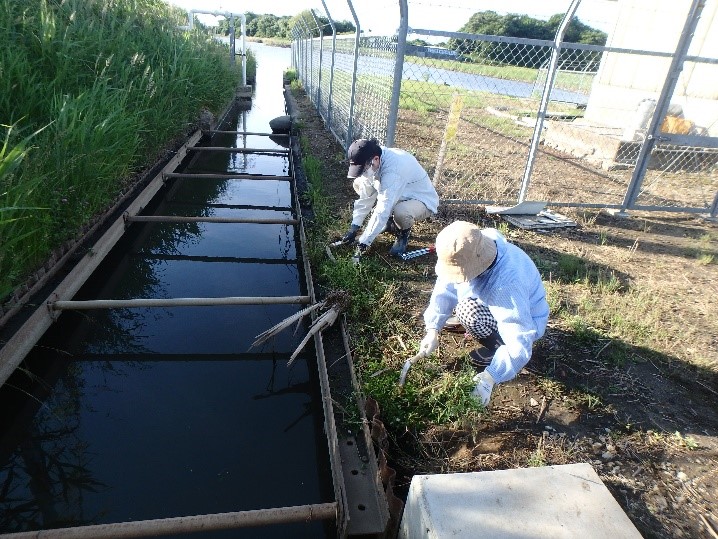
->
[398,463,642,539]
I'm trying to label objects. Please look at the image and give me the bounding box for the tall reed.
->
[0,0,253,300]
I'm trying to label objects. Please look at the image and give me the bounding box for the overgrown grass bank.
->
[0,0,254,300]
[296,122,482,433]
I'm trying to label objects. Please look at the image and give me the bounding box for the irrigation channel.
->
[0,44,390,538]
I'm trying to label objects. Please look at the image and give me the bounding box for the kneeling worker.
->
[419,221,549,406]
[339,138,439,258]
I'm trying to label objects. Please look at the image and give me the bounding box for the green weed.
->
[284,69,298,83]
[0,0,250,301]
[557,253,587,281]
[527,436,547,467]
[672,431,699,450]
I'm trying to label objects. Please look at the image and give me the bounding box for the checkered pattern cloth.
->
[455,298,498,339]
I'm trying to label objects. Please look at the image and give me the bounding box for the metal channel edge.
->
[0,129,202,388]
[0,95,247,387]
[290,142,349,539]
[285,85,391,538]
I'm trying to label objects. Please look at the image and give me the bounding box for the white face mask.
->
[362,157,378,179]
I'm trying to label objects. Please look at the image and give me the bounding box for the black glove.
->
[340,224,361,245]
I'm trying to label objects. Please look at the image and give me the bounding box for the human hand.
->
[340,224,361,245]
[470,370,495,407]
[419,329,439,356]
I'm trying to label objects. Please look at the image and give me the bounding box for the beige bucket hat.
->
[434,221,497,283]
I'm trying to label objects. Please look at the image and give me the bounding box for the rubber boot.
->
[469,329,504,368]
[389,228,411,257]
[383,218,399,236]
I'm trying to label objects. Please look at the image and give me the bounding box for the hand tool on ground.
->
[398,351,426,387]
[400,245,435,261]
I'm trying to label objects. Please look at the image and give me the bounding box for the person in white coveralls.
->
[338,138,439,259]
[419,221,549,406]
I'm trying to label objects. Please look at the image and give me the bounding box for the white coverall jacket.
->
[351,146,439,247]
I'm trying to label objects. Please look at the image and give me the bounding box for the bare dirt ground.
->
[293,89,718,538]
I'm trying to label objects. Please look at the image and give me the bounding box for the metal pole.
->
[297,17,314,99]
[51,296,312,310]
[294,28,301,75]
[0,131,203,388]
[620,0,706,214]
[518,0,581,203]
[229,15,236,67]
[709,190,718,219]
[300,23,307,84]
[310,9,324,108]
[346,0,361,148]
[291,28,299,71]
[241,14,247,85]
[202,131,289,137]
[300,21,309,89]
[300,17,314,100]
[164,173,291,181]
[186,146,289,153]
[386,0,408,147]
[320,0,337,131]
[290,28,295,70]
[1,503,337,539]
[292,27,300,80]
[125,216,299,225]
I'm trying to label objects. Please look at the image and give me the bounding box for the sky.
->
[167,0,619,34]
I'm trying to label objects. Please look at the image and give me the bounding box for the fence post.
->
[298,18,314,100]
[290,29,296,70]
[229,15,236,67]
[518,0,581,204]
[240,14,246,86]
[386,0,408,147]
[320,0,337,132]
[302,22,309,89]
[309,9,324,109]
[292,27,300,77]
[709,191,718,219]
[345,0,361,149]
[619,0,706,215]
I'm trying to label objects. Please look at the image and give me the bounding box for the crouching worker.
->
[418,221,549,406]
[338,138,439,259]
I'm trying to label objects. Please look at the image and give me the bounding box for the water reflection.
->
[0,44,331,536]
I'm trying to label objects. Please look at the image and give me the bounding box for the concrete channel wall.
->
[0,84,392,538]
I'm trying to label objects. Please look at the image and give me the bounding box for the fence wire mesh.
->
[292,0,718,216]
[633,54,718,210]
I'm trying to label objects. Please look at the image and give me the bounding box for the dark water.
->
[0,45,335,537]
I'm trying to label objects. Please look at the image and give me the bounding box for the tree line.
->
[446,11,608,69]
[459,11,606,44]
[215,9,606,46]
[215,11,356,40]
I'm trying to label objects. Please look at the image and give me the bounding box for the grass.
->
[297,124,482,433]
[405,54,596,93]
[0,124,51,298]
[297,87,707,434]
[0,0,255,302]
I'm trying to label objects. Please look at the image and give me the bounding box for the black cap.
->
[347,139,380,178]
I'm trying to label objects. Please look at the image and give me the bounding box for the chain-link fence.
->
[293,30,399,149]
[291,0,718,217]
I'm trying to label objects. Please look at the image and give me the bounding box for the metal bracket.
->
[46,293,61,320]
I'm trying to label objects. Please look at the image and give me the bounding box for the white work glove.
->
[419,329,439,356]
[471,370,495,407]
[351,243,368,266]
